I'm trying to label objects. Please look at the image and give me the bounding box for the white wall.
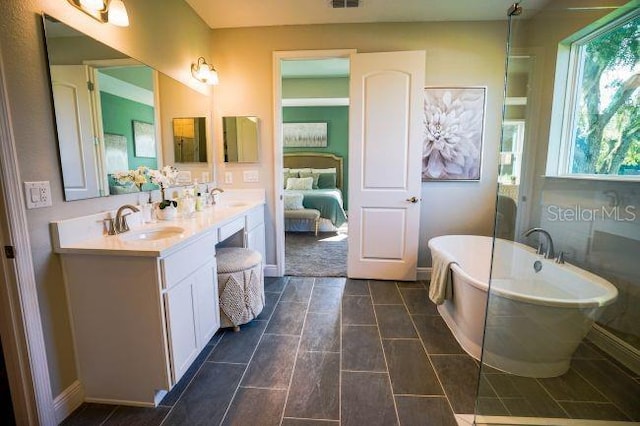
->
[211,21,507,267]
[283,77,349,98]
[0,0,211,398]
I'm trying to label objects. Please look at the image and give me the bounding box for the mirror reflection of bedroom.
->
[281,58,349,277]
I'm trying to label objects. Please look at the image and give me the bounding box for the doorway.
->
[273,50,354,277]
[273,50,425,280]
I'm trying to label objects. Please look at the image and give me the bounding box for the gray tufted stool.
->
[216,247,264,331]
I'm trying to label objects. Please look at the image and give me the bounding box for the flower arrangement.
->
[149,166,179,210]
[112,166,151,191]
[113,165,179,209]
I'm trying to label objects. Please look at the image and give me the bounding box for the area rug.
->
[285,231,348,277]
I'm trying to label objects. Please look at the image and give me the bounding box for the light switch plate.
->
[24,181,52,209]
[224,172,233,184]
[243,170,259,183]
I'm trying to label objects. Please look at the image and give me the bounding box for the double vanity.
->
[51,189,266,407]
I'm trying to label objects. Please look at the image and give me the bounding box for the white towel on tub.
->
[429,251,456,305]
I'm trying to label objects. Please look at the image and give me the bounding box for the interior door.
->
[50,65,100,200]
[347,51,425,281]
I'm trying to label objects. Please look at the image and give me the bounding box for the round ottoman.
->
[216,247,264,331]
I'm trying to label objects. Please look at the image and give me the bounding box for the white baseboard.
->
[263,264,279,277]
[54,380,84,423]
[417,267,432,281]
[588,324,640,376]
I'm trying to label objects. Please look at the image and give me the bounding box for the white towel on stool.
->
[429,251,456,305]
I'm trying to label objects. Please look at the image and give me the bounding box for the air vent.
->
[331,0,359,8]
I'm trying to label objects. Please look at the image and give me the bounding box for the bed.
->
[283,153,348,232]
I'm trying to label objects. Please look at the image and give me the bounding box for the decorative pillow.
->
[284,192,304,210]
[317,172,337,189]
[299,171,320,189]
[311,167,337,174]
[286,177,314,190]
[289,168,311,175]
[283,170,298,188]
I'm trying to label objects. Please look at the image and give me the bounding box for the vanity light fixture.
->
[67,0,130,27]
[191,57,219,85]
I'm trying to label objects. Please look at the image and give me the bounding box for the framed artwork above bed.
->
[283,122,328,148]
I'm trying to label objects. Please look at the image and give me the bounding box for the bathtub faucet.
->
[523,227,555,260]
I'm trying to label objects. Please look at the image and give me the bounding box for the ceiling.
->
[186,0,550,29]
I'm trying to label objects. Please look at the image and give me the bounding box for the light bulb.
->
[196,63,209,81]
[207,69,219,85]
[79,0,105,12]
[108,0,130,27]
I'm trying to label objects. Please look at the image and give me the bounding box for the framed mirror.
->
[173,117,207,163]
[42,15,211,200]
[222,116,260,163]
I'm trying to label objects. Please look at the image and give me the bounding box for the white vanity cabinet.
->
[245,204,266,261]
[60,230,218,406]
[52,190,267,407]
[164,259,218,382]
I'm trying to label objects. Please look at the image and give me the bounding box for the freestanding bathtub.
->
[428,235,618,378]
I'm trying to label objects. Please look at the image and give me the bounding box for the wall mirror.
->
[42,15,211,201]
[223,116,260,163]
[173,117,207,163]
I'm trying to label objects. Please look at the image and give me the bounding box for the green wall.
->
[283,105,349,209]
[100,92,157,170]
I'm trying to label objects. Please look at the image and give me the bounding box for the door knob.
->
[406,196,420,203]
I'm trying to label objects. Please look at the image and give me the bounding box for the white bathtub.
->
[428,235,618,378]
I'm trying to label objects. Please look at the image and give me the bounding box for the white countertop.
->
[51,190,265,258]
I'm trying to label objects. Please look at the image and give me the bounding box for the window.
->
[499,120,525,185]
[557,11,639,178]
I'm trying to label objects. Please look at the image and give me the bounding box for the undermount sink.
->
[119,226,185,242]
[223,201,248,208]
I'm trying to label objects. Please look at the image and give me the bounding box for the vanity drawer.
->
[161,232,216,289]
[245,206,264,231]
[218,217,245,241]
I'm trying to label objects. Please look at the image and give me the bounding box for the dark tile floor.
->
[63,277,469,425]
[477,340,640,422]
[62,276,639,425]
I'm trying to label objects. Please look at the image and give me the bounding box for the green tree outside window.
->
[570,13,639,176]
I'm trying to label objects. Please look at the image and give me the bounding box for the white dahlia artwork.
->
[422,87,486,180]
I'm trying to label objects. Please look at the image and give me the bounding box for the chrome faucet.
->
[114,204,140,233]
[523,227,555,260]
[209,187,224,204]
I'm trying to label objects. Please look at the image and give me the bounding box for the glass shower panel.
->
[477,0,640,424]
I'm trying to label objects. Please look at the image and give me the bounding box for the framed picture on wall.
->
[283,122,328,147]
[422,87,486,181]
[132,120,156,158]
[104,133,129,174]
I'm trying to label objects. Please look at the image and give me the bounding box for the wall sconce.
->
[191,57,219,85]
[67,0,130,27]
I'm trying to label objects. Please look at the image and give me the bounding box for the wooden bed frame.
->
[283,152,344,191]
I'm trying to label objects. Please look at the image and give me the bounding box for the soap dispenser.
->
[195,192,204,211]
[180,186,196,218]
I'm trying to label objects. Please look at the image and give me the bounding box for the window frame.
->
[547,8,640,181]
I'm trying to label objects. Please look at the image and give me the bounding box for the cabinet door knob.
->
[406,196,420,203]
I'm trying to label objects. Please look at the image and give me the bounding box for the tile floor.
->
[477,341,640,422]
[62,277,639,425]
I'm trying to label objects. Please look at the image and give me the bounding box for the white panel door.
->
[50,65,100,200]
[348,51,425,281]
